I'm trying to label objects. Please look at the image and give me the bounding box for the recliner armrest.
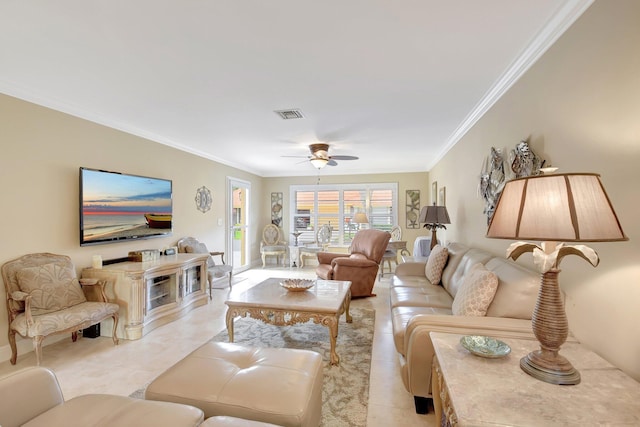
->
[331,257,378,269]
[317,252,348,264]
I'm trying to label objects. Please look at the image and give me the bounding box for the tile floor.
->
[0,265,435,426]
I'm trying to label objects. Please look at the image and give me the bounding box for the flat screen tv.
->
[79,167,173,246]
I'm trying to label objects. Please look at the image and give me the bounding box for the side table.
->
[288,245,300,268]
[430,332,640,426]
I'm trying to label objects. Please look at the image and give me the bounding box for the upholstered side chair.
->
[1,253,119,365]
[380,225,402,278]
[260,224,287,268]
[316,229,391,297]
[299,224,332,268]
[177,237,233,297]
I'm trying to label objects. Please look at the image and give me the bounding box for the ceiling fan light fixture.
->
[310,158,328,169]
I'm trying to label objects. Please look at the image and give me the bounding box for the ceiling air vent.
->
[274,109,304,120]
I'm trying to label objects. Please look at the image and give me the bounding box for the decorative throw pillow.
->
[425,244,449,284]
[17,263,87,315]
[452,263,499,316]
[185,243,215,268]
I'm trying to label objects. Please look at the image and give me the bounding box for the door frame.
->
[226,177,251,274]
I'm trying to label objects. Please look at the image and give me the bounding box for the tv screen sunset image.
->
[80,168,172,245]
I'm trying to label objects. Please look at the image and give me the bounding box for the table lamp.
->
[353,212,369,231]
[486,173,627,385]
[419,204,451,249]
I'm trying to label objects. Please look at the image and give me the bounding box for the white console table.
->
[431,332,640,426]
[82,254,209,340]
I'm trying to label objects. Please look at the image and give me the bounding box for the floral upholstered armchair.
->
[1,253,120,365]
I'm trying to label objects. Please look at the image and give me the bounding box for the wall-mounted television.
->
[79,167,173,246]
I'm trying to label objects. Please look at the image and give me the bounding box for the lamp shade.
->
[418,205,451,225]
[487,173,627,242]
[310,158,328,169]
[353,212,369,224]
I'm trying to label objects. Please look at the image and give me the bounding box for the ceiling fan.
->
[284,143,359,169]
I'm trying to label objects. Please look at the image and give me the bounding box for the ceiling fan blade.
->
[330,155,359,160]
[327,159,338,166]
[281,155,310,158]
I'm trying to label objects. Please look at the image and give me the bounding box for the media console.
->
[82,254,209,340]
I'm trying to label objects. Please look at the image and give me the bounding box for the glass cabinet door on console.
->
[183,265,203,297]
[146,273,177,311]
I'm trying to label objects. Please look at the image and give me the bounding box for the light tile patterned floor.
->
[0,265,435,426]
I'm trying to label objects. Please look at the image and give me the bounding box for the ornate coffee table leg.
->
[225,309,235,342]
[326,316,340,365]
[344,290,352,323]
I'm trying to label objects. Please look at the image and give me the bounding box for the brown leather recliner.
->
[315,229,391,297]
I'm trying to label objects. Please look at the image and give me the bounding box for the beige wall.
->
[429,0,640,380]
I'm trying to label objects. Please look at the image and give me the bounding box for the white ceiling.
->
[0,1,592,177]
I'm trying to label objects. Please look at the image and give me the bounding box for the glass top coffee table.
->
[224,277,352,365]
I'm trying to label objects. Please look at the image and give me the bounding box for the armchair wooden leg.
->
[8,331,17,365]
[111,314,120,345]
[34,336,44,366]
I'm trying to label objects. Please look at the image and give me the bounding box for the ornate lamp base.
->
[520,349,581,385]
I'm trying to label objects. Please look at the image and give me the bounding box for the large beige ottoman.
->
[201,416,282,426]
[145,341,323,427]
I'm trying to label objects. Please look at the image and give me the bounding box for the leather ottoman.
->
[145,341,323,427]
[201,416,282,426]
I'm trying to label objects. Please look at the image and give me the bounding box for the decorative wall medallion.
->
[195,186,212,213]
[406,190,420,229]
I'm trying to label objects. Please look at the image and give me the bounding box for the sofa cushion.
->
[17,263,87,315]
[424,245,448,284]
[443,248,494,298]
[451,263,499,316]
[484,257,540,319]
[390,286,454,309]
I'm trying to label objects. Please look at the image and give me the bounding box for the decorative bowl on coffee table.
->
[280,278,315,292]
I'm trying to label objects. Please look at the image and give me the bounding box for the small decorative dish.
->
[460,335,511,359]
[280,279,315,292]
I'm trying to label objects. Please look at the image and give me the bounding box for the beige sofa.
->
[390,242,572,413]
[0,366,205,427]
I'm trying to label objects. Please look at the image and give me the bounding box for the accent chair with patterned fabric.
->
[1,253,119,365]
[177,237,233,296]
[315,229,391,298]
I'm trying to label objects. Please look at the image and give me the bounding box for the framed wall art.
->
[431,181,437,205]
[405,189,420,229]
[271,192,283,227]
[439,186,446,207]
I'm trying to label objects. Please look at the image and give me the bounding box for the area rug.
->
[131,307,374,427]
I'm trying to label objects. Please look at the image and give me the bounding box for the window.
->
[290,183,398,246]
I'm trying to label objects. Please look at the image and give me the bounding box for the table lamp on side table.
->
[419,204,451,250]
[486,173,627,385]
